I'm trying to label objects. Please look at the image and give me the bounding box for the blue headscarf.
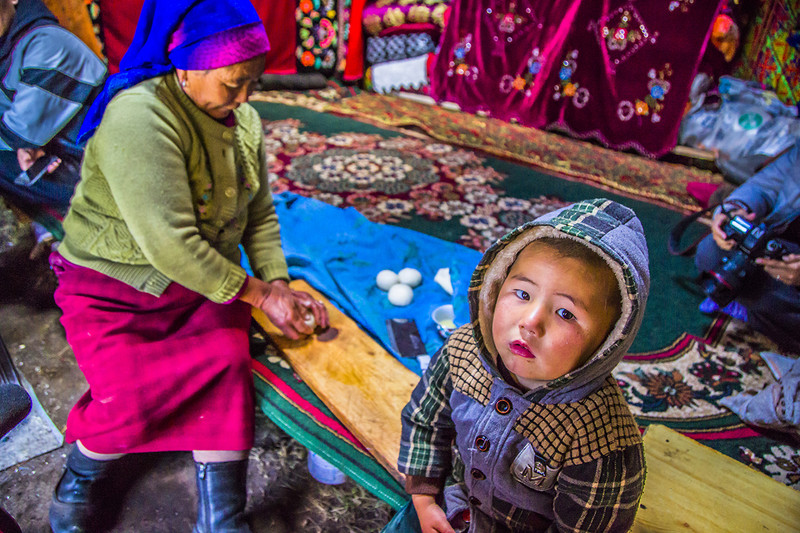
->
[78,0,266,143]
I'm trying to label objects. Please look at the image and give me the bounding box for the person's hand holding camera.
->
[756,254,800,286]
[711,208,755,251]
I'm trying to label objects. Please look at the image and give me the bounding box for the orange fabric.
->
[42,0,104,59]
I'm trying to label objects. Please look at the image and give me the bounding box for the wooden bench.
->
[252,280,417,484]
[255,280,800,531]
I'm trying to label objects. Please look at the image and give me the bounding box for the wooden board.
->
[633,424,800,532]
[251,280,419,484]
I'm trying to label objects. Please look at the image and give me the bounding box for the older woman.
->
[47,1,328,531]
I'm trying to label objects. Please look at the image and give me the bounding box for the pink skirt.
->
[50,252,254,454]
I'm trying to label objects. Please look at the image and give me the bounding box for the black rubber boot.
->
[49,447,117,533]
[193,460,251,533]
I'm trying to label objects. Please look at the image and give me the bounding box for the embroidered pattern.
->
[603,9,645,52]
[668,0,695,13]
[296,0,338,72]
[589,4,658,72]
[617,63,673,123]
[499,47,545,95]
[487,1,528,42]
[552,50,590,108]
[447,34,479,81]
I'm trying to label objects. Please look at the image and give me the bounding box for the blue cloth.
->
[249,193,482,374]
[78,0,264,143]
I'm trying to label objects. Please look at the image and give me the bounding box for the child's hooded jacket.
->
[398,198,650,532]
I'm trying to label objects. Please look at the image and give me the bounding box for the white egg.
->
[376,270,399,291]
[388,284,414,306]
[397,267,422,288]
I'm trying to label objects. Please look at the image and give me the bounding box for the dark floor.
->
[0,247,393,532]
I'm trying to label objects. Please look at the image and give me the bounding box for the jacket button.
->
[495,398,512,415]
[474,436,490,452]
[225,187,236,198]
[471,468,486,480]
[222,131,233,141]
[468,496,480,506]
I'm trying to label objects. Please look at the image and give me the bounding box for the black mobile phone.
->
[386,318,427,359]
[14,155,56,187]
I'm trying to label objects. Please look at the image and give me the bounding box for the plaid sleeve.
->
[550,445,645,532]
[397,343,456,480]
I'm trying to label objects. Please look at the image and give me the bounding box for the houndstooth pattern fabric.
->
[448,325,493,405]
[515,375,642,467]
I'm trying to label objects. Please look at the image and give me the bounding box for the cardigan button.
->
[471,468,486,480]
[222,131,233,141]
[474,435,490,452]
[468,496,481,507]
[495,398,512,415]
[224,187,236,198]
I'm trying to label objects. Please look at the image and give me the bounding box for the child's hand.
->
[412,494,455,533]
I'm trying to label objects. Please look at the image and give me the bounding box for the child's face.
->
[491,243,619,384]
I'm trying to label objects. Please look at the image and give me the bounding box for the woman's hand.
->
[239,277,329,339]
[710,208,754,251]
[289,287,330,331]
[756,254,800,287]
[16,148,61,173]
[412,494,455,533]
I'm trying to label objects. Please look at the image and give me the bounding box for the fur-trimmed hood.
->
[468,198,650,404]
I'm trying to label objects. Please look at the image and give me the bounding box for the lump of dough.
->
[388,284,414,306]
[376,269,399,291]
[397,267,422,288]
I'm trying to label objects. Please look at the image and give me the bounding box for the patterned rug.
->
[251,88,725,213]
[250,101,800,495]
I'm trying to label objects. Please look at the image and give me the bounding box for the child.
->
[394,198,649,533]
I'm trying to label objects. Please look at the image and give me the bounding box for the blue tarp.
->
[243,192,481,375]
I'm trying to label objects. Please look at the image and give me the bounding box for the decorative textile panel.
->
[734,0,800,107]
[296,0,338,76]
[362,0,450,36]
[345,0,450,80]
[366,32,436,65]
[430,0,723,158]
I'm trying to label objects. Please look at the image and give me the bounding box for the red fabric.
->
[430,0,724,157]
[50,253,255,454]
[379,22,439,37]
[252,0,297,74]
[686,181,721,209]
[344,0,367,81]
[99,0,296,75]
[98,0,144,74]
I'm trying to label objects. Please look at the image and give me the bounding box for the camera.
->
[703,215,790,307]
